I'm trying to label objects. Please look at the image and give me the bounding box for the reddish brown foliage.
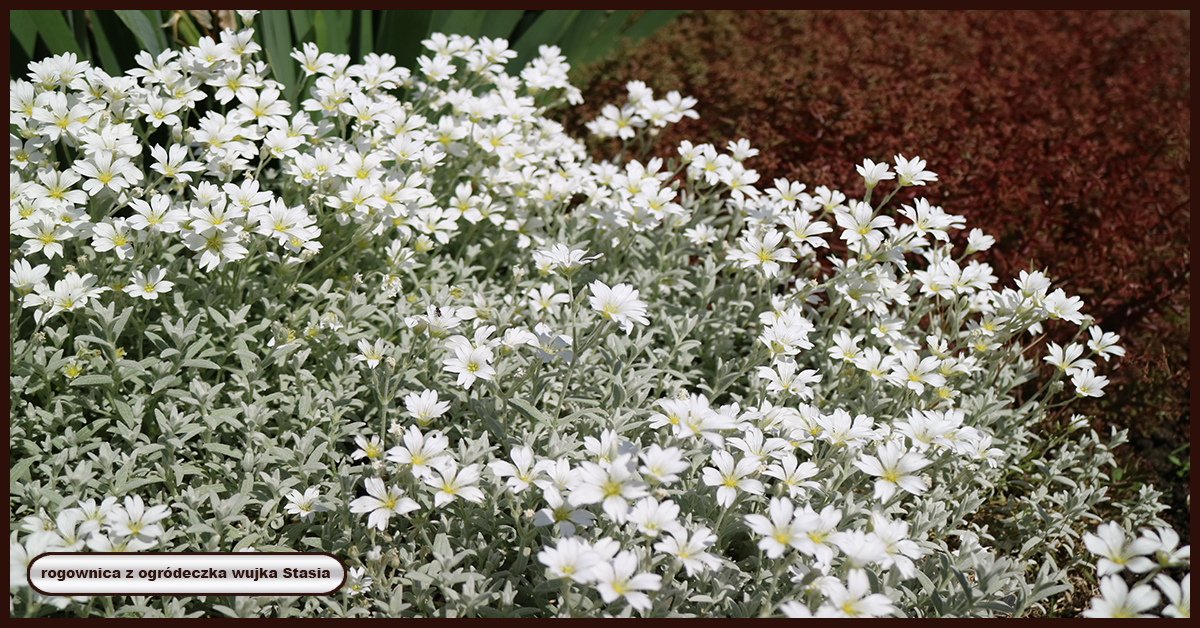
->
[568,10,1190,532]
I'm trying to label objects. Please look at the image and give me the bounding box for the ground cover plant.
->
[567,10,1191,537]
[9,14,1190,618]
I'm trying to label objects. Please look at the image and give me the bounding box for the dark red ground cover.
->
[567,10,1190,538]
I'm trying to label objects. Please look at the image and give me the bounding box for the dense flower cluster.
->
[568,11,1191,520]
[8,22,1184,618]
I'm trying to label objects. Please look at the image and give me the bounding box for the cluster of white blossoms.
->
[11,495,172,608]
[1080,522,1190,618]
[10,22,1179,619]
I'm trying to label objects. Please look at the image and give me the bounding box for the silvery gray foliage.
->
[9,23,1186,618]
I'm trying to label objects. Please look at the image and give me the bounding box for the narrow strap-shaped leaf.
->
[258,11,297,103]
[114,9,163,57]
[87,10,124,75]
[619,10,686,46]
[373,10,433,70]
[10,11,40,58]
[68,10,93,61]
[555,10,609,64]
[290,9,315,43]
[574,10,631,67]
[314,10,351,56]
[509,10,580,71]
[434,10,487,39]
[480,10,525,40]
[354,10,374,62]
[28,10,83,56]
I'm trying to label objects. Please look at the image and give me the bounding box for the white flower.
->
[1071,368,1109,398]
[763,455,820,499]
[701,449,764,507]
[589,281,650,334]
[627,497,685,539]
[489,446,540,494]
[284,487,327,521]
[730,229,796,278]
[10,258,49,293]
[591,550,662,612]
[856,158,895,189]
[108,495,170,545]
[965,228,995,254]
[792,504,842,567]
[1156,573,1190,618]
[533,486,595,536]
[424,461,485,507]
[1082,575,1160,618]
[538,537,604,583]
[124,266,174,300]
[351,434,385,461]
[815,570,896,618]
[351,338,388,369]
[1083,522,1158,575]
[1043,342,1096,376]
[403,389,451,426]
[442,344,496,389]
[346,567,373,597]
[893,153,938,187]
[854,440,932,501]
[757,358,821,398]
[386,426,451,480]
[532,243,601,275]
[1086,326,1126,361]
[745,497,805,559]
[569,455,648,523]
[654,527,722,577]
[637,444,690,485]
[870,512,923,579]
[349,477,419,531]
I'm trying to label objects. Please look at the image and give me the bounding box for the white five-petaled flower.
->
[489,446,540,494]
[533,485,595,536]
[731,229,797,278]
[1082,575,1161,618]
[815,570,896,618]
[386,425,451,480]
[856,158,895,189]
[853,440,931,502]
[745,497,806,559]
[591,550,662,612]
[701,449,764,508]
[893,154,938,187]
[627,497,685,539]
[108,495,170,544]
[1086,326,1125,361]
[351,338,389,369]
[124,266,174,300]
[538,536,604,583]
[588,281,650,334]
[424,462,485,507]
[349,478,419,531]
[1155,573,1189,618]
[442,344,496,389]
[1082,521,1159,576]
[284,487,327,521]
[569,455,648,523]
[532,243,601,275]
[403,389,451,426]
[653,527,722,577]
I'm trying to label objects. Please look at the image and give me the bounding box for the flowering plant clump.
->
[9,21,1187,618]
